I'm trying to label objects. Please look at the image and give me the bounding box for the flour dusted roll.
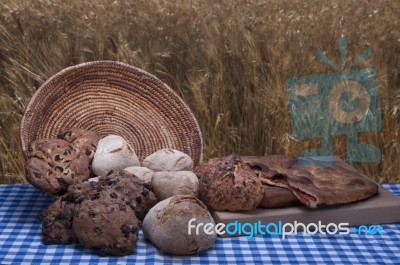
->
[142,148,193,172]
[151,171,199,200]
[92,135,140,177]
[142,195,216,255]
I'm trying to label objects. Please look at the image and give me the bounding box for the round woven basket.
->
[20,61,203,165]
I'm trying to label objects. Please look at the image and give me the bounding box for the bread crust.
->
[242,156,378,208]
[199,155,264,211]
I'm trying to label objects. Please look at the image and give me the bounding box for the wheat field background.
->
[0,0,399,183]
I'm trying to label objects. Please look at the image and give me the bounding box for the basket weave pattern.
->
[20,61,203,165]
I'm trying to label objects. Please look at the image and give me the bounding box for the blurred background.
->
[0,0,399,183]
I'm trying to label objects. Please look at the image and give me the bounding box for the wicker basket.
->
[20,61,203,165]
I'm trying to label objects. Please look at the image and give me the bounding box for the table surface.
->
[1,184,400,265]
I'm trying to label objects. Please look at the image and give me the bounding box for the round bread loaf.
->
[199,155,264,211]
[39,169,156,255]
[194,156,235,179]
[92,135,140,177]
[26,139,91,195]
[72,189,140,256]
[63,178,103,203]
[142,148,193,172]
[151,171,199,200]
[63,170,158,221]
[142,195,216,255]
[98,170,158,220]
[40,178,102,246]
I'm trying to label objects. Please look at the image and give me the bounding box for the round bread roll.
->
[64,170,158,221]
[142,195,216,255]
[26,139,90,195]
[199,155,264,211]
[151,171,199,200]
[72,189,140,256]
[92,135,140,177]
[123,166,154,184]
[194,156,235,179]
[98,170,158,221]
[142,148,193,172]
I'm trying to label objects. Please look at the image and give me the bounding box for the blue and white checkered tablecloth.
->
[1,184,399,265]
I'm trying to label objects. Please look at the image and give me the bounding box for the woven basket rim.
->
[20,60,204,164]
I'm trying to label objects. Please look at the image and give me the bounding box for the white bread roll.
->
[92,135,140,176]
[142,195,216,255]
[142,148,193,172]
[151,171,199,200]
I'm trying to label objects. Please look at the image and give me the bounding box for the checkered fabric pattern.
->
[1,184,399,265]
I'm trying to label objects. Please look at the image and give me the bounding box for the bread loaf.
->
[199,155,264,211]
[142,148,193,172]
[151,171,199,200]
[142,195,216,255]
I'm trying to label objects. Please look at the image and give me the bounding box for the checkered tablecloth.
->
[1,184,399,265]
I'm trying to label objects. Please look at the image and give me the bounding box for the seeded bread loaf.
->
[40,198,78,245]
[72,189,140,256]
[26,139,90,196]
[199,155,263,211]
[57,127,100,162]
